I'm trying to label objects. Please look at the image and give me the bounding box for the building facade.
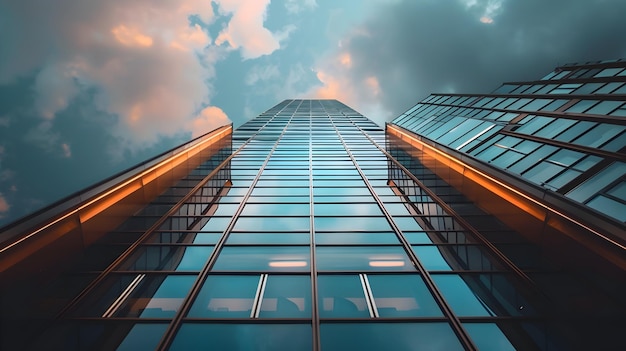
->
[0,61,625,351]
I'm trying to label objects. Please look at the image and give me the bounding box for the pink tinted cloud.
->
[309,51,391,125]
[214,0,292,59]
[0,193,9,213]
[0,0,231,152]
[189,106,231,138]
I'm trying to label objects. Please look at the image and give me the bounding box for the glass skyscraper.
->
[1,60,624,350]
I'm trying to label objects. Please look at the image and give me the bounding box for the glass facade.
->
[392,60,626,223]
[1,77,624,350]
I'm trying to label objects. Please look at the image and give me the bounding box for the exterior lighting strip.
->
[1,125,232,254]
[387,124,626,251]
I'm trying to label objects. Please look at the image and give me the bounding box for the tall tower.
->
[1,60,625,351]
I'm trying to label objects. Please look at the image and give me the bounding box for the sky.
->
[1,0,626,227]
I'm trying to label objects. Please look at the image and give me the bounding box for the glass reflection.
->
[316,246,415,271]
[212,246,310,272]
[119,246,214,271]
[259,275,311,318]
[368,274,442,317]
[318,275,370,318]
[320,323,463,351]
[189,275,258,318]
[170,323,312,351]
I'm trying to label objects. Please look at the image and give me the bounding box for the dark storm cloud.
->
[343,0,626,117]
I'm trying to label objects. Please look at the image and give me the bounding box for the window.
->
[212,246,310,272]
[316,246,415,271]
[320,323,463,351]
[171,324,312,351]
[189,274,311,318]
[317,274,442,318]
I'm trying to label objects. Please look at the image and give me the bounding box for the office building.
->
[1,60,625,350]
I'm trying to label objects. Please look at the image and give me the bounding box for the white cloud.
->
[214,0,294,59]
[0,0,230,151]
[285,0,318,14]
[245,65,280,85]
[189,106,230,138]
[306,52,392,126]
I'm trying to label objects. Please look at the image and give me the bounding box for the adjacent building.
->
[1,60,625,350]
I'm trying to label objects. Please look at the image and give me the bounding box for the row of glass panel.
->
[496,80,626,96]
[109,244,502,273]
[57,320,519,351]
[74,273,530,320]
[541,65,626,80]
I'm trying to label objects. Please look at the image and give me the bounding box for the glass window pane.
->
[368,274,442,317]
[547,148,583,166]
[573,82,603,94]
[135,275,196,318]
[565,100,599,113]
[227,232,310,245]
[74,274,195,318]
[432,274,495,316]
[119,246,214,271]
[608,181,626,199]
[259,275,311,318]
[145,232,221,245]
[523,162,565,185]
[393,216,426,231]
[573,124,624,148]
[233,217,310,232]
[320,323,463,351]
[554,120,596,142]
[318,275,370,318]
[117,323,169,351]
[546,169,581,189]
[189,275,258,318]
[212,246,310,272]
[412,246,453,271]
[242,203,310,216]
[534,118,576,139]
[171,323,312,351]
[594,67,623,77]
[464,323,516,351]
[585,100,623,115]
[314,203,382,216]
[316,246,415,271]
[314,216,392,231]
[315,232,400,245]
[567,162,625,202]
[404,231,435,244]
[587,195,626,222]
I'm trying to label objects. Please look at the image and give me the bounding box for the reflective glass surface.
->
[320,323,463,351]
[171,323,312,351]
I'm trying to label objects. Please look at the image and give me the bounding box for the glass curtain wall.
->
[29,99,570,350]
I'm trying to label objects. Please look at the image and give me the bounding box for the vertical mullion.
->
[359,273,379,318]
[102,273,145,318]
[156,100,299,351]
[251,274,268,318]
[57,132,236,319]
[309,100,321,351]
[327,114,478,351]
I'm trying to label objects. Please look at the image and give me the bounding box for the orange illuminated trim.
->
[1,125,232,254]
[387,124,626,251]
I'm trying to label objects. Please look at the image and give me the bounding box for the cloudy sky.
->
[1,0,626,226]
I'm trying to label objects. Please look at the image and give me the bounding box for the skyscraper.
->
[1,60,625,350]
